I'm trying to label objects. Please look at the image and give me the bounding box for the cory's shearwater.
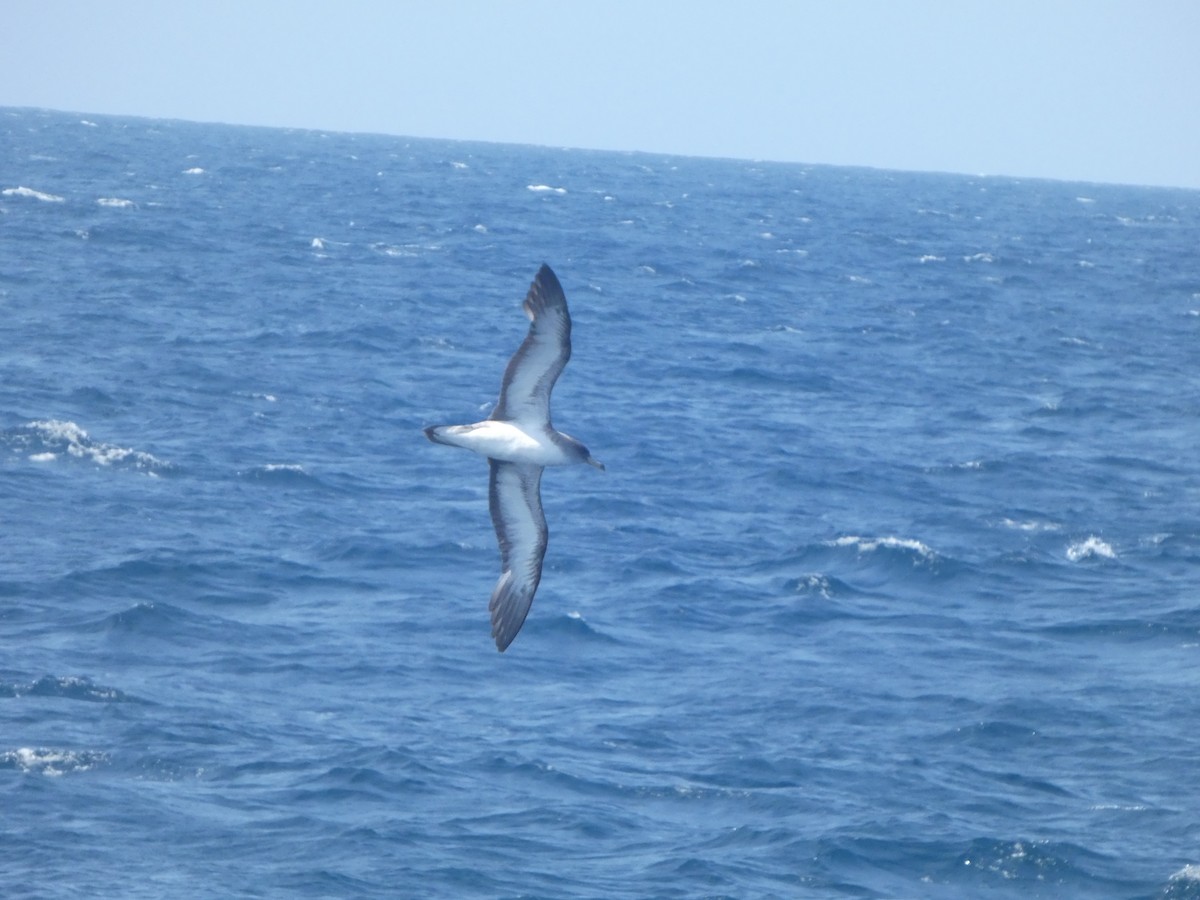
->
[424,264,603,651]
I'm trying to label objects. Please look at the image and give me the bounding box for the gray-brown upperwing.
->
[489,264,571,426]
[487,459,547,651]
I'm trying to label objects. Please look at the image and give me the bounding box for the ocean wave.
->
[2,185,65,202]
[1000,517,1061,533]
[536,610,618,646]
[7,420,170,473]
[96,196,136,208]
[1040,606,1200,644]
[947,837,1110,890]
[239,463,326,488]
[787,572,854,599]
[8,675,140,703]
[1168,864,1200,884]
[1066,536,1116,562]
[89,601,237,641]
[827,534,938,561]
[1,747,108,776]
[1161,868,1200,900]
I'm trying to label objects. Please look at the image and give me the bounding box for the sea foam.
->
[2,185,65,202]
[19,420,169,472]
[2,747,108,777]
[1067,536,1117,561]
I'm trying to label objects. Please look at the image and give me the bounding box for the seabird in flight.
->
[424,264,603,651]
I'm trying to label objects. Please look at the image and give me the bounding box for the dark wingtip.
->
[492,615,518,652]
[489,571,536,653]
[531,263,564,300]
[522,263,568,325]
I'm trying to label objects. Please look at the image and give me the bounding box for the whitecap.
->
[21,419,169,472]
[2,185,65,202]
[794,574,835,599]
[1066,536,1116,562]
[1169,864,1200,883]
[2,747,107,776]
[828,535,937,559]
[311,237,325,249]
[526,184,566,194]
[240,463,320,487]
[918,254,945,263]
[263,463,306,474]
[473,223,488,233]
[97,197,136,208]
[963,252,995,263]
[182,167,205,175]
[373,243,418,257]
[1001,518,1060,533]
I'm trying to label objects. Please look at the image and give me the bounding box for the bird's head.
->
[564,434,604,471]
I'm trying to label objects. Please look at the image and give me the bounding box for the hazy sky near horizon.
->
[4,1,1198,189]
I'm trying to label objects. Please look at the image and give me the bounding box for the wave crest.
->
[1066,536,1116,562]
[1,747,108,776]
[8,420,170,473]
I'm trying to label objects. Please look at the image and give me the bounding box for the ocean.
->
[2,106,1198,899]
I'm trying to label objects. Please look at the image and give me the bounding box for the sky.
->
[4,1,1198,190]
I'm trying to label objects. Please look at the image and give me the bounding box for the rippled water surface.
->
[3,107,1200,898]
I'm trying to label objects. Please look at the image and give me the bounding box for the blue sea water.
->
[2,105,1199,898]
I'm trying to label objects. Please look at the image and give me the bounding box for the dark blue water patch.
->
[55,551,311,608]
[280,760,438,807]
[1038,607,1200,645]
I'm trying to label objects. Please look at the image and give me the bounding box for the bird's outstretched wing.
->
[490,264,571,424]
[487,459,548,651]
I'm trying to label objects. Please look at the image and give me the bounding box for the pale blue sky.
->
[4,1,1198,189]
